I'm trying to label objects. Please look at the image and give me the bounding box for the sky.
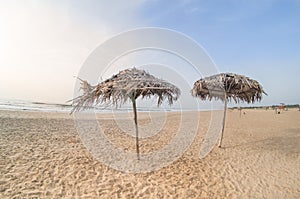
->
[0,0,299,107]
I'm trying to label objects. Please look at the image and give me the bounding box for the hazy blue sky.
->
[0,0,299,107]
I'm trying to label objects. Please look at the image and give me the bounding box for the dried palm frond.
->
[70,68,181,113]
[191,73,267,103]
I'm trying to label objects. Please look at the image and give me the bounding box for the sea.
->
[0,99,186,113]
[0,99,73,112]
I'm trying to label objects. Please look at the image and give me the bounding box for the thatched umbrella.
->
[70,68,181,159]
[191,73,267,147]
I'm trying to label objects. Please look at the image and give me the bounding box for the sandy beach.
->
[0,109,299,198]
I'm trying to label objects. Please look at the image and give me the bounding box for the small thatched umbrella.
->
[70,68,181,159]
[191,73,267,147]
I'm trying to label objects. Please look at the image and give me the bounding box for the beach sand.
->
[0,109,299,198]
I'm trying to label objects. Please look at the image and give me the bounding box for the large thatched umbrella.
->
[191,73,267,147]
[70,68,180,159]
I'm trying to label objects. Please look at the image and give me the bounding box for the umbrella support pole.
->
[219,97,227,148]
[131,97,140,160]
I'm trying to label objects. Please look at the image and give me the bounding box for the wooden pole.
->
[131,97,140,160]
[219,94,227,148]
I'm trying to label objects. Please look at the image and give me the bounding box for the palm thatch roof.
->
[191,73,267,103]
[70,68,181,113]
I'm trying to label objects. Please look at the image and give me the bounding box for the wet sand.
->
[0,109,299,198]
